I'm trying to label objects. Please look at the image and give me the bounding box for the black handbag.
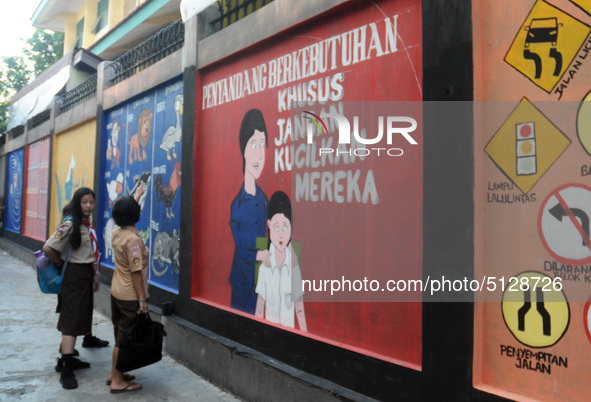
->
[116,313,166,372]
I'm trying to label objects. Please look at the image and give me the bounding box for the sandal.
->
[110,382,142,394]
[106,374,136,385]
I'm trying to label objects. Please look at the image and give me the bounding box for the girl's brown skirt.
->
[57,262,94,336]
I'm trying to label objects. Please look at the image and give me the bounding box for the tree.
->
[0,29,63,133]
[23,29,64,78]
[0,57,32,133]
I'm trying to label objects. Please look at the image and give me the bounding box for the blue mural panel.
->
[149,79,183,293]
[5,149,24,233]
[125,95,155,242]
[100,105,127,268]
[99,76,182,294]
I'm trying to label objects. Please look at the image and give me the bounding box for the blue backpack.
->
[35,247,72,294]
[36,217,72,294]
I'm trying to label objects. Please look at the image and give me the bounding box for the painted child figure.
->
[255,191,307,331]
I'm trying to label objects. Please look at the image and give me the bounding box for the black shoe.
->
[58,344,79,356]
[55,357,91,372]
[60,367,78,389]
[82,335,109,348]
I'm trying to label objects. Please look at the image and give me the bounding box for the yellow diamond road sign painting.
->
[505,0,591,93]
[485,98,571,194]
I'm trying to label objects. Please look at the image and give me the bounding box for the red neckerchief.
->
[82,219,100,265]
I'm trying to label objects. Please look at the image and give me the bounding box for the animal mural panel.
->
[99,76,182,294]
[100,105,127,268]
[126,94,154,238]
[5,148,24,233]
[106,119,124,169]
[149,79,183,292]
[100,98,155,268]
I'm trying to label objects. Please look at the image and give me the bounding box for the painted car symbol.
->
[522,18,564,78]
[524,18,562,47]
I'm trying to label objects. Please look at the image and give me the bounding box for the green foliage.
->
[24,29,64,78]
[1,57,31,93]
[0,102,9,134]
[0,57,32,133]
[1,29,63,133]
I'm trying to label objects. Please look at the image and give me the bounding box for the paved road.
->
[0,249,240,401]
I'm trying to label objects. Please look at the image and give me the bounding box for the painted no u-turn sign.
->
[539,184,591,264]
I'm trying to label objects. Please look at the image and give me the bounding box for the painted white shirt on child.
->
[255,244,303,328]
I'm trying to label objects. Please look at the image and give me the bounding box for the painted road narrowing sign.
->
[502,271,569,348]
[539,184,591,265]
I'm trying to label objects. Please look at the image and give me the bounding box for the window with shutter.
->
[74,18,84,48]
[92,0,109,33]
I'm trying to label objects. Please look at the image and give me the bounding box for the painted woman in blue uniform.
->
[229,109,270,314]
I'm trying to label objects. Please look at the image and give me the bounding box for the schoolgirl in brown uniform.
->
[108,195,149,394]
[43,187,100,389]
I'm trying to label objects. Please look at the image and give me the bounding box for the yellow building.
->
[31,0,182,60]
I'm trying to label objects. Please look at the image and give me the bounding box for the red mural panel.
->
[192,0,422,367]
[24,137,50,241]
